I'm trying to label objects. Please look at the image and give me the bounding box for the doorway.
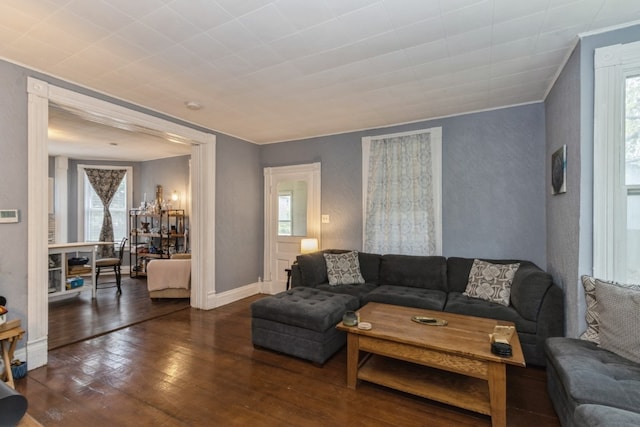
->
[263,163,321,294]
[27,77,216,369]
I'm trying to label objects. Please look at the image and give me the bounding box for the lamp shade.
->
[300,238,318,254]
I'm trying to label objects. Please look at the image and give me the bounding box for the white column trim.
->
[27,77,216,367]
[27,78,50,369]
[54,157,68,243]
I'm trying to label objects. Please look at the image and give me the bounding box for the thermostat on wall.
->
[0,209,19,223]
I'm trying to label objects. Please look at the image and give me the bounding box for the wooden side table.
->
[0,326,25,389]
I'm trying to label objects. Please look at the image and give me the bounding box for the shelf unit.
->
[129,208,188,277]
[48,243,97,299]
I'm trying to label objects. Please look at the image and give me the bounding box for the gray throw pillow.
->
[596,279,640,364]
[580,275,600,344]
[323,251,365,286]
[463,259,520,306]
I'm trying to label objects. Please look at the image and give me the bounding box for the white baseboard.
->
[26,337,47,370]
[259,280,286,295]
[207,281,263,309]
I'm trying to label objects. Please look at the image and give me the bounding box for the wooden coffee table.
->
[336,302,525,427]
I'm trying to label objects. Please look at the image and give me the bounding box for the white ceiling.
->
[3,0,640,145]
[48,105,192,161]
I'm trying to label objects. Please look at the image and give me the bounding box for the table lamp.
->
[300,238,318,254]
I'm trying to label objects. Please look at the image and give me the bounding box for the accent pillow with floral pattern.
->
[323,251,366,286]
[463,259,520,306]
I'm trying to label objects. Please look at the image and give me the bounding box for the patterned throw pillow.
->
[596,280,640,364]
[463,259,520,306]
[324,251,366,286]
[580,275,600,344]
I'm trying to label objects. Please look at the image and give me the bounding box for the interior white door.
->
[264,163,321,294]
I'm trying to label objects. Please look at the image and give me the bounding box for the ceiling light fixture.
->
[185,101,203,111]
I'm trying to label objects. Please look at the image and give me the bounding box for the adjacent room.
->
[1,1,640,426]
[46,104,193,349]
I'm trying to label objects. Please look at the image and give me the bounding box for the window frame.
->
[278,190,293,236]
[77,164,133,244]
[593,41,640,282]
[361,127,442,255]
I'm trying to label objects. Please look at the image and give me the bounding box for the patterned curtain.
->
[85,168,126,258]
[364,132,435,255]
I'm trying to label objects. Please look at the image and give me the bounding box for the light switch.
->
[322,214,330,224]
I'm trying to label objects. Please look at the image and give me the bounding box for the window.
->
[362,127,442,255]
[78,165,132,243]
[278,191,292,236]
[594,41,640,283]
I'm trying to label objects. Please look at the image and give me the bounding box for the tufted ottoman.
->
[251,287,359,364]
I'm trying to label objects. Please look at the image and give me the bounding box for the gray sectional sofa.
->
[545,337,640,426]
[288,250,564,366]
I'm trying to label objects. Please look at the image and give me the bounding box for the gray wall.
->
[545,46,581,337]
[261,103,547,268]
[138,155,190,209]
[0,60,29,326]
[216,134,262,293]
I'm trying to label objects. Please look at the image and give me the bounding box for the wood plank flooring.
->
[19,295,560,426]
[48,276,190,349]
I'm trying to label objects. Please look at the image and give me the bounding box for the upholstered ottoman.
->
[251,287,359,364]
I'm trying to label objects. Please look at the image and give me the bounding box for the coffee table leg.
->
[487,362,507,427]
[346,333,359,389]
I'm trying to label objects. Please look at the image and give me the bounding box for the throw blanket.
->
[147,259,191,291]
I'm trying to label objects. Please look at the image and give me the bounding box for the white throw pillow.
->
[323,251,365,286]
[463,259,520,306]
[596,279,640,364]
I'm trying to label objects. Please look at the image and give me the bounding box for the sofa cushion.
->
[444,292,537,334]
[463,259,520,306]
[379,255,447,291]
[545,337,640,414]
[357,251,381,284]
[509,262,553,321]
[296,252,328,287]
[324,251,366,286]
[574,404,640,427]
[362,285,447,311]
[597,279,640,364]
[316,282,378,303]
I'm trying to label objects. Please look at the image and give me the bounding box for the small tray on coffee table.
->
[411,315,448,326]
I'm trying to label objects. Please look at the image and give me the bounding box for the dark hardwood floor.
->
[20,295,560,426]
[48,276,190,349]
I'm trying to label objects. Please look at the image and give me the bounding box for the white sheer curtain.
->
[362,128,442,256]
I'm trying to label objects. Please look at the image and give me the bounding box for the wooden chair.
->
[95,238,127,294]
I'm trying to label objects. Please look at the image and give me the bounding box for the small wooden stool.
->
[0,325,25,389]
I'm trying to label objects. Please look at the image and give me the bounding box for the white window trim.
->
[593,41,640,281]
[77,165,132,243]
[361,127,443,254]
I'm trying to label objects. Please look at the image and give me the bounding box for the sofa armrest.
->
[536,283,565,350]
[290,262,303,288]
[508,263,554,321]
